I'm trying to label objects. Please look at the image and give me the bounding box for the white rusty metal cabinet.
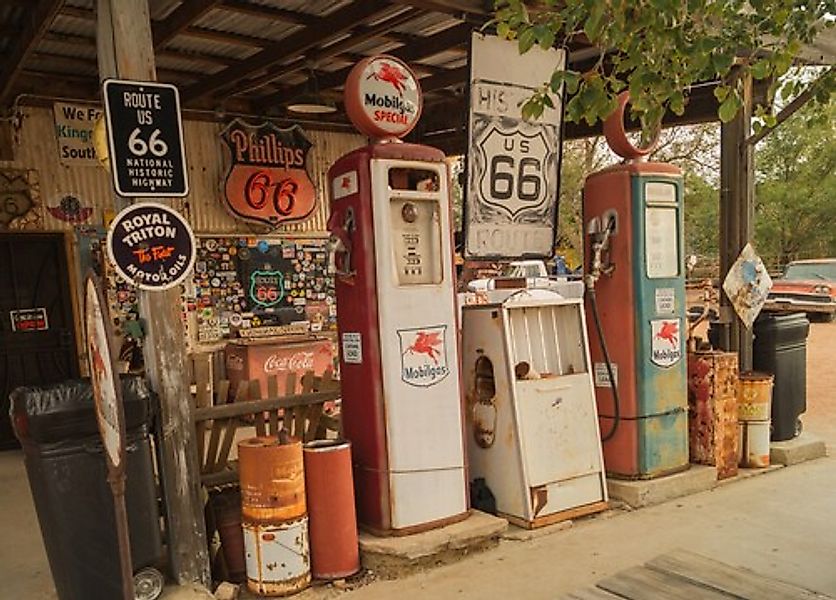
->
[462,289,608,527]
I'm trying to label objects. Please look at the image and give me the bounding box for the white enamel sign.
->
[650,318,682,368]
[397,325,450,387]
[465,33,565,259]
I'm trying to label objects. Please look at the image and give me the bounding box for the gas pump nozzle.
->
[585,215,616,288]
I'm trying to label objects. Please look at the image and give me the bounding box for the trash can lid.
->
[9,375,153,444]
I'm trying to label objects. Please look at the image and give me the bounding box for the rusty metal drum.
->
[243,517,310,596]
[303,440,360,579]
[738,372,773,422]
[737,373,773,469]
[238,437,310,595]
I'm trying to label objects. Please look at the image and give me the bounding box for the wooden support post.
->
[96,0,211,587]
[719,69,754,370]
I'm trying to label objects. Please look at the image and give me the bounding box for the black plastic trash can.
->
[9,376,164,600]
[753,312,810,441]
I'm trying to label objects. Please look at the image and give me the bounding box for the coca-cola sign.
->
[221,119,316,227]
[264,351,315,374]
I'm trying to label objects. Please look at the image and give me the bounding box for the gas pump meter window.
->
[644,182,679,279]
[388,167,444,286]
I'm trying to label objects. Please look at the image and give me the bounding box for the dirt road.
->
[802,320,836,443]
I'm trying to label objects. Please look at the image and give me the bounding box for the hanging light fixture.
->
[287,67,337,115]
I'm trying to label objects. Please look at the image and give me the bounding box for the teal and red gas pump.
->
[583,92,689,479]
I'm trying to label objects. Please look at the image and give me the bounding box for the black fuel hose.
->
[587,285,621,442]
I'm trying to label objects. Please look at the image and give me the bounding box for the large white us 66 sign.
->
[465,33,565,259]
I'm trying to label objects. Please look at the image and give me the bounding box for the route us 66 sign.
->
[103,79,188,198]
[464,33,565,259]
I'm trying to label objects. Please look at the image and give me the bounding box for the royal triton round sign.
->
[344,55,422,139]
[106,202,196,291]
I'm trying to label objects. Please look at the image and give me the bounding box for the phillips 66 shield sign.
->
[221,119,316,228]
[465,33,566,259]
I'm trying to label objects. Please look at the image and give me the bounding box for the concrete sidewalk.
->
[342,454,836,599]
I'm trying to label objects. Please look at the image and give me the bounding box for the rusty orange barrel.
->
[303,440,359,579]
[238,437,310,596]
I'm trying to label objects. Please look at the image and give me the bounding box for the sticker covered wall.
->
[186,236,336,345]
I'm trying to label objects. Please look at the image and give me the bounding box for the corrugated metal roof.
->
[192,10,303,44]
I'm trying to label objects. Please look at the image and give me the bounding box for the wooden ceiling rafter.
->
[43,30,239,68]
[180,0,400,103]
[31,50,202,83]
[260,20,473,109]
[225,6,425,98]
[153,0,224,48]
[0,0,66,106]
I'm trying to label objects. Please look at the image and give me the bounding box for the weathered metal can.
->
[687,351,739,480]
[303,440,360,580]
[738,372,773,422]
[238,437,306,523]
[239,437,310,595]
[739,420,771,468]
[243,517,311,596]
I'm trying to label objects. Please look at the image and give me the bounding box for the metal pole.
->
[110,475,135,600]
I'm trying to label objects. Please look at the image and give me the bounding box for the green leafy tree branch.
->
[493,0,835,132]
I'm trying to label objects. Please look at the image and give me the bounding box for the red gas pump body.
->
[328,142,467,534]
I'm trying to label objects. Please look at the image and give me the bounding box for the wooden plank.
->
[267,375,279,436]
[646,549,827,600]
[598,565,734,600]
[193,356,211,467]
[211,382,248,472]
[562,588,627,600]
[153,0,222,48]
[181,0,392,102]
[0,0,65,106]
[216,380,230,406]
[203,419,224,473]
[194,391,340,421]
[248,380,266,436]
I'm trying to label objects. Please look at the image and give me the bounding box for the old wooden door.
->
[0,233,79,448]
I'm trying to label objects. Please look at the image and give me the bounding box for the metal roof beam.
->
[0,0,65,106]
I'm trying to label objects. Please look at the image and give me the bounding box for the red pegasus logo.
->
[404,331,443,364]
[367,62,408,95]
[655,321,679,347]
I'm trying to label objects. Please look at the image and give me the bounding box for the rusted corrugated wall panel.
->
[687,350,739,480]
[2,106,366,235]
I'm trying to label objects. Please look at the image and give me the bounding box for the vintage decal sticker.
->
[650,318,682,367]
[397,325,449,387]
[654,287,676,314]
[332,170,358,200]
[341,332,363,364]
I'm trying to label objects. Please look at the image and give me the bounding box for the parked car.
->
[765,259,836,322]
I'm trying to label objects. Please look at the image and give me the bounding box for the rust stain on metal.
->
[687,351,739,480]
[238,437,306,523]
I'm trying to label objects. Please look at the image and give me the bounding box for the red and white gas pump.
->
[327,56,468,534]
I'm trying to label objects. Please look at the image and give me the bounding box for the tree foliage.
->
[493,0,835,132]
[754,100,836,266]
